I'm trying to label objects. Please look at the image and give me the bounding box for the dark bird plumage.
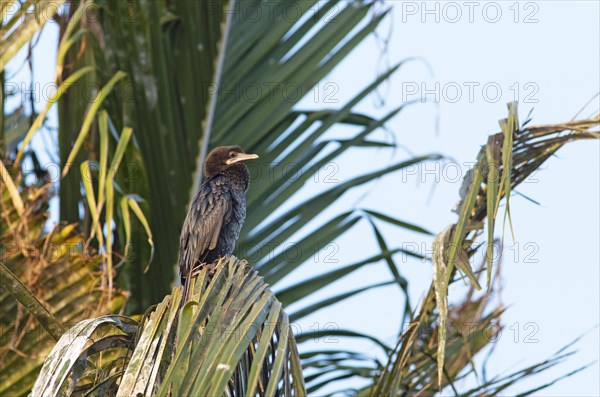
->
[178,145,258,284]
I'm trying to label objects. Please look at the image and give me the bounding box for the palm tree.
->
[1,1,598,395]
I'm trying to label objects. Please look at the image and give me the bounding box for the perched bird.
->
[178,145,258,284]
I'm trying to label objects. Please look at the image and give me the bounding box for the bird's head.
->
[204,145,259,178]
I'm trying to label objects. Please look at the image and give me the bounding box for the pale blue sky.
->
[6,1,599,395]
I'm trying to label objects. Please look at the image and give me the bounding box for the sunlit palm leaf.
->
[0,0,66,71]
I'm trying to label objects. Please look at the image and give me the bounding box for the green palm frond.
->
[31,257,306,396]
[51,0,435,314]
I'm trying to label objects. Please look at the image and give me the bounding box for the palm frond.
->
[32,257,306,396]
[0,171,125,396]
[366,104,599,396]
[51,0,434,314]
[0,0,66,71]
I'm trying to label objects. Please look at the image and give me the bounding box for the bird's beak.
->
[226,153,259,165]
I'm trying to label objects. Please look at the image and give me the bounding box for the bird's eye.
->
[229,151,235,158]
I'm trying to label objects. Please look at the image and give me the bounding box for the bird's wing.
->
[178,175,232,277]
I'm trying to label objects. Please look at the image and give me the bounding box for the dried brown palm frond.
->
[369,103,598,396]
[0,167,126,396]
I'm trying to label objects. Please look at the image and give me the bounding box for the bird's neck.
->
[223,163,250,191]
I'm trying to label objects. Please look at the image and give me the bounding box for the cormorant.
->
[178,145,258,284]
